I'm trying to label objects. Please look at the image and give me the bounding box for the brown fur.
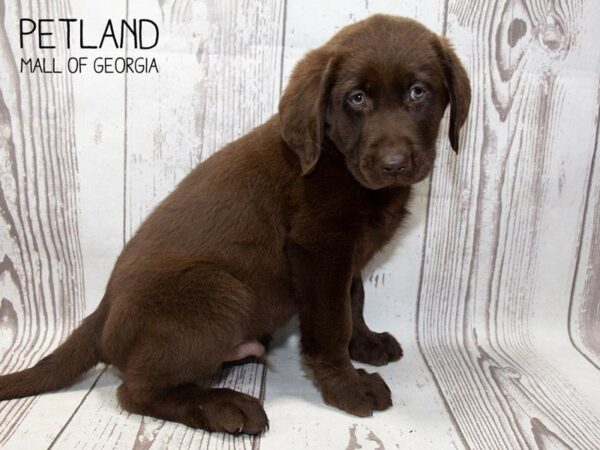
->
[0,15,470,434]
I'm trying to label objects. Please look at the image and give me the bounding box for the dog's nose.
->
[382,154,411,173]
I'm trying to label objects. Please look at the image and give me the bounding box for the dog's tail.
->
[0,299,108,400]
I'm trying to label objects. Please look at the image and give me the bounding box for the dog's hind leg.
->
[115,328,268,434]
[104,263,269,433]
[111,266,268,434]
[118,383,268,434]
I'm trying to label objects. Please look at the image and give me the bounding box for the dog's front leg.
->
[288,240,392,417]
[348,276,403,366]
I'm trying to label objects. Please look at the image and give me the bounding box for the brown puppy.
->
[0,15,470,434]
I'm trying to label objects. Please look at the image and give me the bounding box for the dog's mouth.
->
[376,169,429,187]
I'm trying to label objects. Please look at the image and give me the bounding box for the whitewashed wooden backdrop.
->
[1,0,599,449]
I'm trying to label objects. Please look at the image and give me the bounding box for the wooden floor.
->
[2,286,600,449]
[1,192,599,449]
[1,0,600,448]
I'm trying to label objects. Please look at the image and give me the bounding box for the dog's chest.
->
[354,187,410,268]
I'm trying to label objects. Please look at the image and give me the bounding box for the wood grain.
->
[51,363,265,449]
[124,0,285,234]
[0,1,599,448]
[570,116,600,368]
[0,0,127,447]
[417,0,600,448]
[0,0,88,445]
[72,3,127,316]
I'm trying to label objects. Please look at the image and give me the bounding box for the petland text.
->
[19,18,160,74]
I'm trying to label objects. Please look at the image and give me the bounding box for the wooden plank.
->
[260,2,466,449]
[0,0,126,447]
[52,363,265,450]
[54,0,285,448]
[124,0,285,234]
[417,1,600,449]
[1,1,599,448]
[73,9,128,317]
[0,0,90,446]
[570,114,600,367]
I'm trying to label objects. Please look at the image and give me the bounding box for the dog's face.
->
[280,15,471,189]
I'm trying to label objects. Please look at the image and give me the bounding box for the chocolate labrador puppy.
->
[0,14,470,434]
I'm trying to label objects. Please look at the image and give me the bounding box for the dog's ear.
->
[438,38,471,152]
[279,50,339,175]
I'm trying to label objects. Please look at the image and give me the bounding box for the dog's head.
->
[279,15,471,189]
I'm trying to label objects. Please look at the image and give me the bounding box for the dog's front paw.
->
[321,369,392,417]
[349,331,403,366]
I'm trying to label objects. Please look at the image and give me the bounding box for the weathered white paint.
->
[0,0,107,446]
[0,0,599,448]
[417,0,600,448]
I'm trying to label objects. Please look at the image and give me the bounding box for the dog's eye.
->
[410,86,426,101]
[349,91,366,106]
